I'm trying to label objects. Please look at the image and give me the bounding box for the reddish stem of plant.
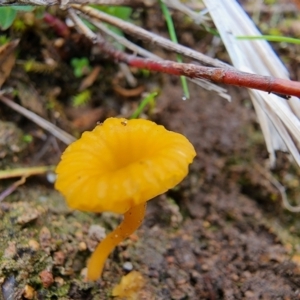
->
[125,57,300,98]
[96,38,300,98]
[43,13,70,38]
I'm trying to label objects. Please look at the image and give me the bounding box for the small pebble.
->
[78,241,87,251]
[203,221,211,228]
[231,274,239,281]
[87,225,106,251]
[28,239,40,251]
[166,256,175,264]
[88,225,106,241]
[54,38,65,48]
[23,285,35,299]
[46,172,56,184]
[39,270,54,288]
[201,264,209,271]
[54,277,64,287]
[242,271,251,278]
[39,227,52,249]
[53,251,65,266]
[3,242,16,259]
[2,276,16,300]
[128,233,139,242]
[80,268,88,279]
[16,208,41,225]
[123,261,133,272]
[244,290,255,298]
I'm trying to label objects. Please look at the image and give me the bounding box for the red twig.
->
[126,57,300,98]
[96,38,300,98]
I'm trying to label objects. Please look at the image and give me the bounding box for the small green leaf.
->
[71,57,91,78]
[23,134,33,143]
[0,6,34,30]
[0,7,17,30]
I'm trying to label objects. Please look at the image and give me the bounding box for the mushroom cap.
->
[55,118,196,214]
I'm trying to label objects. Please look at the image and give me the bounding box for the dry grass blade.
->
[0,166,55,179]
[68,8,97,42]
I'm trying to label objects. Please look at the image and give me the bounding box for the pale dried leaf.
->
[79,66,101,91]
[0,40,19,88]
[112,271,145,300]
[17,81,46,117]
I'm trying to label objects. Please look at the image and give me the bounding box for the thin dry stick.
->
[0,0,149,6]
[0,166,55,179]
[0,176,27,202]
[84,16,229,98]
[86,18,161,60]
[69,8,97,41]
[254,163,300,212]
[71,4,229,68]
[0,95,75,145]
[66,0,150,5]
[0,0,57,5]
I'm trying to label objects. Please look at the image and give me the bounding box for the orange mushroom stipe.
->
[87,203,146,280]
[55,117,196,280]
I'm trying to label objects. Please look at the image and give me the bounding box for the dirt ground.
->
[1,1,300,300]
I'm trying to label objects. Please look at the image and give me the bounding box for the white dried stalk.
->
[202,0,300,167]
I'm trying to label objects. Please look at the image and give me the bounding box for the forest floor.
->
[1,1,300,299]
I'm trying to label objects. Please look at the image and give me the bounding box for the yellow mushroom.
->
[55,117,196,280]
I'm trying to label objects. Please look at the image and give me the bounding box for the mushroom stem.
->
[87,202,147,281]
